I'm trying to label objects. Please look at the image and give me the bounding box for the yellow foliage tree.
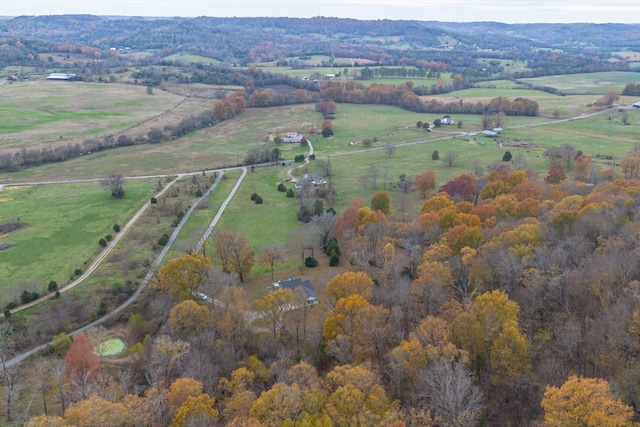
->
[168,299,212,338]
[542,375,634,427]
[64,395,128,427]
[158,253,213,300]
[171,394,218,427]
[326,271,374,304]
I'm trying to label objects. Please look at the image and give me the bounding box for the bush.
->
[294,154,306,163]
[286,188,295,198]
[48,280,58,292]
[74,269,82,277]
[297,205,313,223]
[250,192,258,201]
[195,189,203,197]
[99,238,107,247]
[113,223,121,233]
[432,150,439,160]
[21,290,40,304]
[325,237,340,256]
[329,254,340,266]
[309,154,316,160]
[304,256,319,268]
[254,195,263,204]
[502,151,513,161]
[105,234,113,242]
[157,233,169,246]
[321,127,334,138]
[277,183,287,192]
[5,301,17,311]
[3,308,10,318]
[150,197,157,204]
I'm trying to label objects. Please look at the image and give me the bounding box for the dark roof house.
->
[269,277,318,305]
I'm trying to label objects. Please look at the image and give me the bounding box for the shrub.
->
[322,127,334,138]
[325,237,340,256]
[309,154,316,160]
[74,269,82,277]
[250,192,258,201]
[113,223,121,233]
[432,150,439,160]
[329,254,340,266]
[5,301,17,311]
[304,256,318,268]
[157,233,169,246]
[195,189,203,197]
[48,281,58,292]
[21,290,40,304]
[105,234,113,242]
[99,238,107,247]
[294,154,306,163]
[3,309,10,318]
[277,183,287,192]
[255,195,263,204]
[150,197,157,204]
[502,151,513,161]
[286,188,295,198]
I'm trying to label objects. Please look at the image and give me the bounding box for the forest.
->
[3,13,640,427]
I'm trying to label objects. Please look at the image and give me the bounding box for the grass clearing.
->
[98,337,126,356]
[0,180,156,304]
[519,71,640,94]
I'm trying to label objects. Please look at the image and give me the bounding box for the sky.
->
[2,0,640,24]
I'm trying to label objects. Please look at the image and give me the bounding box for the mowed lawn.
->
[0,180,156,304]
[0,81,185,153]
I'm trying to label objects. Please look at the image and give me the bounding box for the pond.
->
[97,337,126,357]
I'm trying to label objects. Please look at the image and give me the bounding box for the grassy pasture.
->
[164,54,221,64]
[0,81,185,153]
[520,71,640,94]
[0,180,156,304]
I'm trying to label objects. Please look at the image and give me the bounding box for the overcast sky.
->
[2,0,639,24]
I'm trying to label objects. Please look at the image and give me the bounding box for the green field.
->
[0,180,156,304]
[520,71,640,94]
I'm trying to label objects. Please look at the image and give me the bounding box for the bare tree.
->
[316,158,333,177]
[310,212,337,250]
[384,143,396,157]
[0,324,22,422]
[367,164,380,189]
[100,172,125,198]
[442,150,459,168]
[259,244,286,280]
[416,362,484,427]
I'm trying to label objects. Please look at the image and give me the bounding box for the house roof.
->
[272,278,317,301]
[482,130,498,137]
[46,73,77,80]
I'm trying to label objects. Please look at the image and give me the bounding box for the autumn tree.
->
[169,299,212,339]
[213,230,255,282]
[414,171,437,198]
[326,271,374,305]
[256,288,296,338]
[64,395,128,427]
[371,191,391,214]
[545,164,566,184]
[451,291,530,384]
[172,394,218,427]
[542,375,633,427]
[158,253,213,301]
[63,333,103,401]
[0,324,21,423]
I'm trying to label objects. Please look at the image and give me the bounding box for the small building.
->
[283,132,304,143]
[482,130,498,137]
[7,75,17,81]
[46,73,79,81]
[633,102,640,108]
[492,127,503,133]
[441,115,455,125]
[303,172,324,185]
[269,278,318,305]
